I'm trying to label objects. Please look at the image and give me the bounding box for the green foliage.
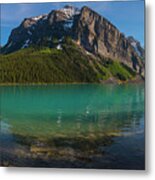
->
[0,43,136,84]
[107,61,135,81]
[100,59,136,81]
[63,36,73,45]
[52,37,59,44]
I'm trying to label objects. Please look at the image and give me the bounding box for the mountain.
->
[127,36,145,59]
[0,5,145,84]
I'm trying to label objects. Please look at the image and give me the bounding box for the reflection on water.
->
[0,84,145,169]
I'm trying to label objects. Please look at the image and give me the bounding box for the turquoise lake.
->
[0,84,145,169]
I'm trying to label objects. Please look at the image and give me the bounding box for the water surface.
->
[0,84,145,169]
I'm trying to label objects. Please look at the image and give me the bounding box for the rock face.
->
[2,5,79,53]
[72,6,144,74]
[127,36,145,59]
[1,5,144,75]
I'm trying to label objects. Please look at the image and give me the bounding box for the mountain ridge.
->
[0,5,145,84]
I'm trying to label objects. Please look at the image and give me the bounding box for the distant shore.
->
[0,76,144,86]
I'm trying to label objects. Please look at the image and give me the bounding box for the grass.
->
[108,61,134,81]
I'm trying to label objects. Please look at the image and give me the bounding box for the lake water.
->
[0,84,145,169]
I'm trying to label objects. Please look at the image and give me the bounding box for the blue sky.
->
[1,1,144,46]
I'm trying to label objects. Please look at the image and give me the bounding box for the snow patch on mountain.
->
[32,15,46,21]
[56,44,62,50]
[127,36,144,58]
[22,39,30,48]
[59,5,80,19]
[28,30,32,35]
[6,42,13,49]
[131,41,141,56]
[64,19,73,29]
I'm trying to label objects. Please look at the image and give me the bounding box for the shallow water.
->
[0,84,145,169]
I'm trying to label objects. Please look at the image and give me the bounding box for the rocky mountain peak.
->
[127,36,144,58]
[21,14,47,28]
[47,5,80,26]
[59,5,80,18]
[1,5,144,76]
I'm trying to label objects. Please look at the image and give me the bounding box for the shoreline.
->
[0,77,144,87]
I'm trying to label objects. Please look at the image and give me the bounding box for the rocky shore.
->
[0,132,144,169]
